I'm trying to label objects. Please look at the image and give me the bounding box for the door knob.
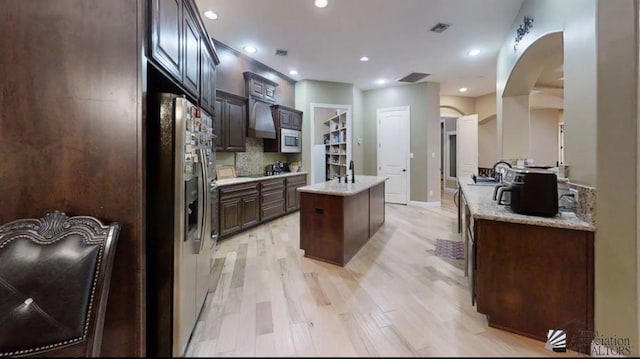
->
[402,169,406,172]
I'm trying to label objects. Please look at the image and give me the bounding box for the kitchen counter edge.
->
[216,172,308,186]
[459,178,595,232]
[296,175,388,197]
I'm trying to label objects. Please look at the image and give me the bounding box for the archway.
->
[500,31,563,161]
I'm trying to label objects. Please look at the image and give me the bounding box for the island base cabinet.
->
[300,182,384,266]
[369,182,385,234]
[474,219,594,354]
[300,193,346,266]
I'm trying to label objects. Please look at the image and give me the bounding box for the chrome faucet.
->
[349,160,355,183]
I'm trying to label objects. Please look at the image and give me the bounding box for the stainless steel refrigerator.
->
[147,93,218,357]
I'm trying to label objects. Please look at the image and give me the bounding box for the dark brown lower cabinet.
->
[261,178,286,221]
[286,174,307,212]
[218,174,307,239]
[473,219,594,354]
[218,182,259,237]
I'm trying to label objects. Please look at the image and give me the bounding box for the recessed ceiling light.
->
[360,56,369,62]
[314,0,328,8]
[204,11,218,20]
[459,87,468,93]
[243,46,257,54]
[467,49,480,57]
[289,70,298,76]
[377,79,386,85]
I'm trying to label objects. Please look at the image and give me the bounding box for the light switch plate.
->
[410,153,414,159]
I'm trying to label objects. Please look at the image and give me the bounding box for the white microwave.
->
[281,128,301,153]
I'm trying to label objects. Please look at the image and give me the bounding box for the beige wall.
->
[475,93,497,123]
[441,95,475,116]
[352,86,365,175]
[363,82,441,203]
[530,92,564,110]
[497,0,638,354]
[529,109,559,166]
[478,116,497,168]
[594,2,638,355]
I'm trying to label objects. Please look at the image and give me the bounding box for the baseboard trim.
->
[408,201,441,208]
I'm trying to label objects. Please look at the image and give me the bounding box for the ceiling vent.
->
[275,49,288,56]
[430,23,451,33]
[397,72,430,83]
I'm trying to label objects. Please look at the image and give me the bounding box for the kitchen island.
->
[297,175,387,266]
[459,177,595,354]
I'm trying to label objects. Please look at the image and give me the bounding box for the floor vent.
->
[430,22,451,33]
[275,49,288,56]
[397,72,430,83]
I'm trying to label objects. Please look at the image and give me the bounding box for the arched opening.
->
[501,31,564,163]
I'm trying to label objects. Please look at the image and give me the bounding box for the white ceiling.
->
[196,0,524,97]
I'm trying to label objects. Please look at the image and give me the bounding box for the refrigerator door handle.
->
[195,149,208,254]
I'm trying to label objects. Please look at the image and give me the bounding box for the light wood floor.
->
[186,194,585,357]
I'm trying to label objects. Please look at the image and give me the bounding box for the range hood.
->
[248,99,276,139]
[244,72,278,139]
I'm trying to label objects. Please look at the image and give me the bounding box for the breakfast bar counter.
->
[297,175,388,266]
[458,177,594,231]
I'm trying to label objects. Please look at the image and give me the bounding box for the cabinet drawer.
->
[286,175,306,186]
[261,178,285,191]
[219,182,259,200]
[262,188,285,205]
[261,200,285,221]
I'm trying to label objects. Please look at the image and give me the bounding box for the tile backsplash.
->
[215,138,301,176]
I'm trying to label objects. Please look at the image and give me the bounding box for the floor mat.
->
[434,239,464,260]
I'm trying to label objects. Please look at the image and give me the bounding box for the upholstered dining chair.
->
[0,211,120,357]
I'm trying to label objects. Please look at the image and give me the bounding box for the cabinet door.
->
[208,59,217,114]
[291,111,302,130]
[249,79,265,100]
[279,109,292,129]
[182,4,201,97]
[225,97,246,152]
[286,185,298,212]
[200,42,211,111]
[214,97,224,151]
[241,195,260,227]
[220,198,241,237]
[264,84,276,102]
[150,0,182,81]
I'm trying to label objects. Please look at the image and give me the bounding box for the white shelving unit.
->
[323,111,350,180]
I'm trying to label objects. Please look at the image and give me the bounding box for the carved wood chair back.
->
[0,211,120,357]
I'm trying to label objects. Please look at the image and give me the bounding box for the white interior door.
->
[456,114,479,182]
[377,107,410,204]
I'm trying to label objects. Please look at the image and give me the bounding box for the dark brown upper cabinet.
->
[182,3,201,96]
[243,72,278,104]
[200,41,217,116]
[150,0,182,81]
[150,0,219,103]
[215,90,247,152]
[272,105,302,130]
[264,105,303,152]
[291,110,302,131]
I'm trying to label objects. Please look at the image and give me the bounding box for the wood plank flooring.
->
[186,195,585,357]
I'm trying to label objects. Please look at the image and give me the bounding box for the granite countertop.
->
[297,175,388,197]
[459,177,595,232]
[216,171,308,186]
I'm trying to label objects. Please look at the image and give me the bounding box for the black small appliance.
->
[495,168,558,217]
